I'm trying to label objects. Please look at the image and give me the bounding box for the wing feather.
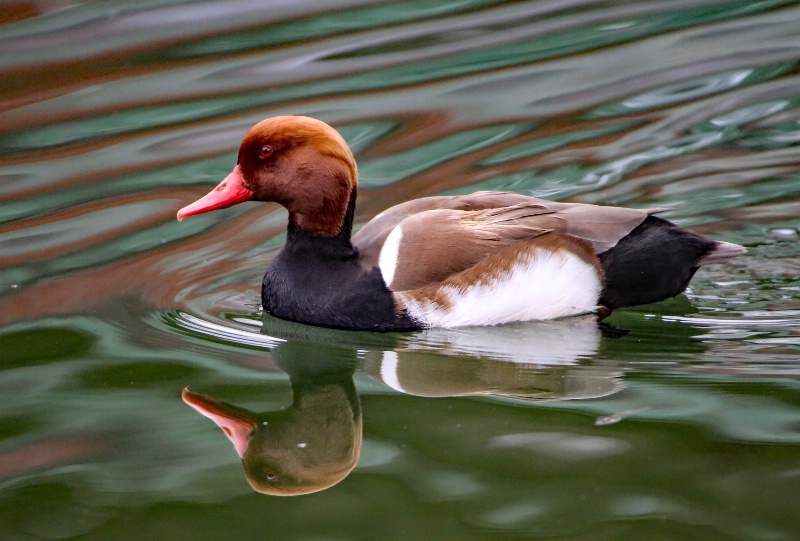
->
[354,191,663,289]
[378,206,561,291]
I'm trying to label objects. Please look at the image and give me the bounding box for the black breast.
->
[261,230,418,331]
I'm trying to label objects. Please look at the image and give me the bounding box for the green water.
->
[2,1,800,539]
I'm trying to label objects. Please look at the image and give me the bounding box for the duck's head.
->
[177,116,358,236]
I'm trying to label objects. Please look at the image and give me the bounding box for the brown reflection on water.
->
[0,203,274,325]
[0,433,110,481]
[0,2,66,25]
[0,190,181,267]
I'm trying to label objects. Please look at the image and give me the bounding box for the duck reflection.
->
[183,341,361,496]
[184,314,623,496]
[371,315,619,400]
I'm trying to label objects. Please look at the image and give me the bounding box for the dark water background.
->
[2,1,800,539]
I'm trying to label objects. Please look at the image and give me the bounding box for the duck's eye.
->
[265,471,277,481]
[258,145,274,159]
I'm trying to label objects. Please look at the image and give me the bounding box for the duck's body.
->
[178,116,745,331]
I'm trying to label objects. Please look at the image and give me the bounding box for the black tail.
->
[598,216,744,310]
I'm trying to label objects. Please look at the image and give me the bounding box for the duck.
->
[177,116,746,331]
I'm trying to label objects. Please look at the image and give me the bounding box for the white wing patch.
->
[378,223,403,287]
[402,248,601,328]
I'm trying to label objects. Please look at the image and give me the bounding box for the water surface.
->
[2,1,800,539]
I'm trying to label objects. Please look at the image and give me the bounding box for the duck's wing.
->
[374,203,565,291]
[549,203,667,253]
[355,191,665,283]
[353,191,542,266]
[353,191,539,267]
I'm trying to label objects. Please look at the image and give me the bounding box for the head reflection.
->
[184,342,361,496]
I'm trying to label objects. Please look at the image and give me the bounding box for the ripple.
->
[662,311,800,329]
[169,310,282,350]
[590,63,794,117]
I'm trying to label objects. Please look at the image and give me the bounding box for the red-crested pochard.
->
[177,116,746,331]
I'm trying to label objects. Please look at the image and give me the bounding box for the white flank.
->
[378,224,403,287]
[403,248,601,328]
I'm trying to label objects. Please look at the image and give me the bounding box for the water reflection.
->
[183,342,361,496]
[369,316,621,401]
[183,314,625,495]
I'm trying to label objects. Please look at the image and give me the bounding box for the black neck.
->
[285,189,358,259]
